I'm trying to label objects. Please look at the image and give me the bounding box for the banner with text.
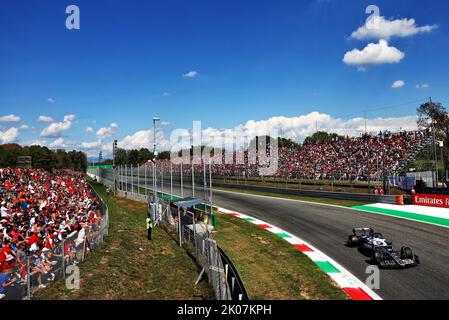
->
[412,194,449,209]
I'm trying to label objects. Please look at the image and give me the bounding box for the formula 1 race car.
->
[347,228,420,269]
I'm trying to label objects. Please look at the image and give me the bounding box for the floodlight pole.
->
[153,116,160,198]
[430,98,439,188]
[145,162,147,196]
[440,142,445,182]
[170,161,173,200]
[192,157,195,197]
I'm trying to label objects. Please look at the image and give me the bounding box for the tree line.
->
[98,148,171,166]
[102,137,300,166]
[0,144,87,171]
[417,100,449,178]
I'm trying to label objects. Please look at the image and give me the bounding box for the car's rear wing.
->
[353,227,374,236]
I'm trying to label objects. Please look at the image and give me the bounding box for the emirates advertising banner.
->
[413,194,449,208]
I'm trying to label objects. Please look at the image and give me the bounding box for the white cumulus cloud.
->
[343,40,405,69]
[30,140,47,146]
[97,123,118,139]
[105,112,419,156]
[37,115,55,123]
[182,71,198,78]
[351,16,438,40]
[0,127,19,143]
[392,80,405,89]
[85,127,94,135]
[49,137,67,149]
[200,112,419,146]
[41,114,76,137]
[63,114,76,122]
[0,114,21,123]
[19,124,35,131]
[80,139,103,149]
[416,83,430,89]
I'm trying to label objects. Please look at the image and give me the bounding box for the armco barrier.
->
[213,183,411,204]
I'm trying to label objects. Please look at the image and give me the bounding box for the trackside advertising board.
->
[412,194,449,208]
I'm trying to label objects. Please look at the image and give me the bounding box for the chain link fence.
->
[157,197,232,300]
[1,187,108,300]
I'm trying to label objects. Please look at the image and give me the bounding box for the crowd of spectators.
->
[0,168,102,298]
[273,130,430,181]
[143,130,431,181]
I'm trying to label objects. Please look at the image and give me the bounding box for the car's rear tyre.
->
[401,246,414,260]
[348,235,359,246]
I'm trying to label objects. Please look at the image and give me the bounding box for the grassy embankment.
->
[37,181,214,300]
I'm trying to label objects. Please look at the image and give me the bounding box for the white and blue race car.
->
[347,228,420,269]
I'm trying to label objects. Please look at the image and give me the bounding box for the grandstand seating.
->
[143,129,432,181]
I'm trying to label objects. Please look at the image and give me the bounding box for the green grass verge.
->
[352,205,449,228]
[213,186,368,207]
[36,181,214,300]
[214,213,349,300]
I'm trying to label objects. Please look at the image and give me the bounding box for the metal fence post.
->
[192,162,195,197]
[125,164,128,193]
[181,162,184,198]
[193,212,198,262]
[161,166,164,196]
[62,239,66,279]
[26,256,31,300]
[131,164,134,195]
[178,207,182,247]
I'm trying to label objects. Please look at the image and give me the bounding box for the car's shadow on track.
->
[344,242,377,266]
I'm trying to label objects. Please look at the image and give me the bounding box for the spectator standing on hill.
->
[146,213,153,241]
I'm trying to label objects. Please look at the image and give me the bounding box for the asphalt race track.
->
[122,174,449,300]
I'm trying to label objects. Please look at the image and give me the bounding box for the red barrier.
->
[395,195,404,206]
[412,194,449,208]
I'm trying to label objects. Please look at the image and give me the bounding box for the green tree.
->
[138,148,154,163]
[417,100,449,177]
[0,143,87,171]
[114,148,127,165]
[127,149,139,165]
[304,132,342,145]
[278,137,299,148]
[157,151,170,160]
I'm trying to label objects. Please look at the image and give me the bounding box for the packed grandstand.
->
[142,129,431,181]
[0,168,104,299]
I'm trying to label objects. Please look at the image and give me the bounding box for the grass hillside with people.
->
[38,181,214,300]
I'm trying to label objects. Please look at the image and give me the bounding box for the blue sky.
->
[1,0,448,156]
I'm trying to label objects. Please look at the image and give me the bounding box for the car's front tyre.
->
[400,246,414,260]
